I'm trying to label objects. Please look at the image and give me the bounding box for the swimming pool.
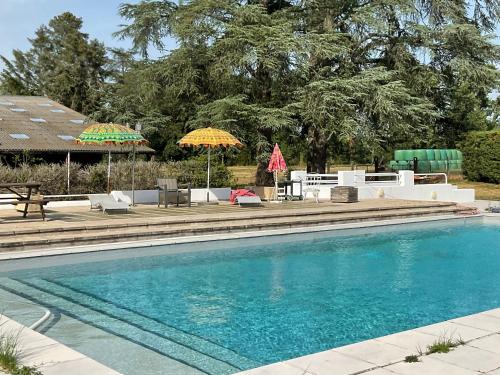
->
[1,217,499,375]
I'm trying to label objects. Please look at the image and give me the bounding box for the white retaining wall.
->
[0,188,232,210]
[113,188,232,204]
[291,170,475,203]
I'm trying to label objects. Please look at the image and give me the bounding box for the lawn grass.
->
[228,164,371,185]
[449,178,500,201]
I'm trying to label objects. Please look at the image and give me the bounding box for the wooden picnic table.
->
[0,183,47,220]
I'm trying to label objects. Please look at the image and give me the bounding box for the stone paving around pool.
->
[0,316,119,375]
[238,308,500,375]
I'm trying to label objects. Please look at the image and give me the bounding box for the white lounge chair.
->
[88,194,130,214]
[235,196,263,207]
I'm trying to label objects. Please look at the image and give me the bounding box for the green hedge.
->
[461,130,500,183]
[0,159,234,195]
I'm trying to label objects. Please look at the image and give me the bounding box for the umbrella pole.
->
[132,143,136,206]
[274,171,278,201]
[67,151,71,195]
[107,150,111,194]
[207,146,211,202]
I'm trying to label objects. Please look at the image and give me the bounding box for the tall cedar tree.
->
[0,12,108,115]
[3,2,492,175]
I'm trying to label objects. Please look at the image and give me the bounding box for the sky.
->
[0,0,176,61]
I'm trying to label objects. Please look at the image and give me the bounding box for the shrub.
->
[461,130,500,183]
[0,159,234,195]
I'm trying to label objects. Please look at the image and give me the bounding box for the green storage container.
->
[434,149,441,160]
[457,150,463,160]
[403,150,414,161]
[451,150,458,160]
[414,149,427,161]
[430,160,439,172]
[426,149,435,160]
[390,160,409,171]
[394,150,405,161]
[402,161,413,170]
[417,161,431,173]
[437,160,447,171]
[446,150,454,160]
[440,150,448,160]
[449,161,459,171]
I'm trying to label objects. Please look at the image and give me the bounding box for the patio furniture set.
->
[0,176,330,220]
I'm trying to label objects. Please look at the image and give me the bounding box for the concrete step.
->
[1,278,243,375]
[0,201,458,238]
[0,204,470,251]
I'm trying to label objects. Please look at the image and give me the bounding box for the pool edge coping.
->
[1,213,496,261]
[236,306,500,374]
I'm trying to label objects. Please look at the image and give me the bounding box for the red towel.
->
[230,189,257,204]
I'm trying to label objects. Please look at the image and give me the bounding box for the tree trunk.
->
[306,127,328,173]
[255,128,275,186]
[253,60,275,186]
[255,161,274,186]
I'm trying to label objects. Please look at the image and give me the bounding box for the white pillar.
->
[354,170,366,185]
[338,171,356,186]
[399,170,414,187]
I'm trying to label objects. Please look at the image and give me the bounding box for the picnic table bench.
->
[0,183,48,220]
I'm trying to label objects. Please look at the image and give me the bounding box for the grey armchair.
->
[156,178,191,208]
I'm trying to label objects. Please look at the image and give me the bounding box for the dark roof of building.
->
[0,96,154,154]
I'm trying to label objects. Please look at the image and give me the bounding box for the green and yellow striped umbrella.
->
[76,123,148,194]
[76,123,147,145]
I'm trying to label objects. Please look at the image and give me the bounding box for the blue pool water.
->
[1,220,500,374]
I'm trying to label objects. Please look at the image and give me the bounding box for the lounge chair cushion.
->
[236,196,263,206]
[88,194,110,209]
[88,194,130,213]
[230,189,257,205]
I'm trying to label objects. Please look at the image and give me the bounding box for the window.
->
[0,101,14,106]
[30,118,47,123]
[50,109,65,113]
[10,108,27,112]
[9,134,30,139]
[38,103,53,107]
[57,135,75,141]
[70,119,85,124]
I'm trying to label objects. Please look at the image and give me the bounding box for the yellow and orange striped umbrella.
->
[178,127,243,202]
[178,127,242,148]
